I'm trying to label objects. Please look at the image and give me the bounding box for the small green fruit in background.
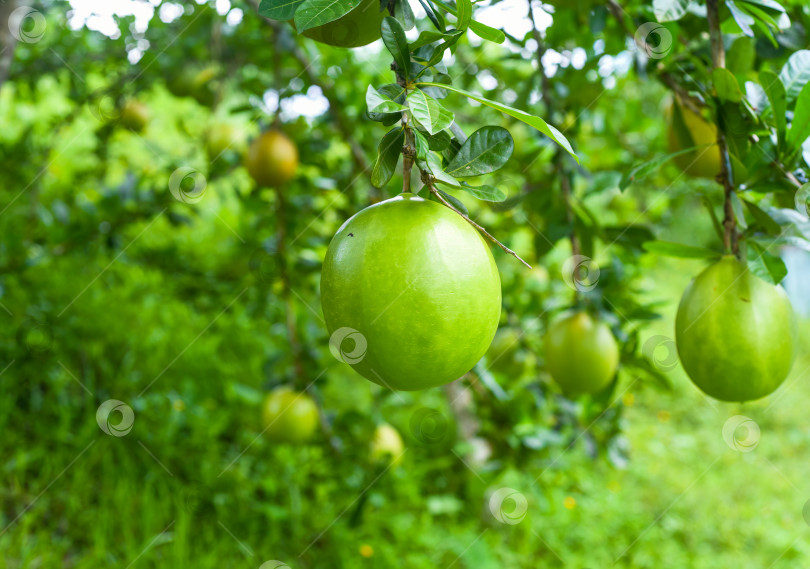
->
[370,423,404,465]
[321,193,501,391]
[119,100,150,132]
[245,130,299,187]
[675,256,797,402]
[485,327,524,378]
[300,0,385,48]
[544,311,619,396]
[261,386,319,443]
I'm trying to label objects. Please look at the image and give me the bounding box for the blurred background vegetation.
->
[1,0,809,567]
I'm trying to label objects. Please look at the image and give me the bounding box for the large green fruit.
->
[261,387,319,443]
[320,193,501,391]
[301,0,385,48]
[245,130,298,187]
[544,312,619,396]
[667,98,721,179]
[675,256,797,402]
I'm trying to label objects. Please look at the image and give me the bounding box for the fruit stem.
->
[706,0,739,257]
[402,121,415,194]
[428,183,532,268]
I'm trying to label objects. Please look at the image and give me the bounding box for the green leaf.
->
[410,30,448,50]
[393,0,415,30]
[727,37,756,76]
[642,241,721,259]
[429,0,504,43]
[742,199,781,234]
[415,82,577,161]
[653,0,689,22]
[259,0,305,20]
[371,127,404,188]
[444,126,513,177]
[407,90,454,135]
[366,85,407,114]
[727,0,755,36]
[747,241,787,284]
[412,129,430,162]
[455,0,472,32]
[421,152,459,186]
[294,0,356,32]
[423,129,452,151]
[713,68,743,103]
[458,182,506,202]
[381,17,410,81]
[620,146,705,190]
[787,82,810,155]
[779,49,810,102]
[760,70,787,147]
[435,188,469,216]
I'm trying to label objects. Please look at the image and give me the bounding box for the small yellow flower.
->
[359,544,373,558]
[563,496,576,510]
[657,410,671,422]
[622,393,635,407]
[173,399,186,411]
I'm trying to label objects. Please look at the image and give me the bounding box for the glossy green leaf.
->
[407,90,454,135]
[294,0,355,32]
[713,68,743,103]
[430,0,504,43]
[642,241,721,259]
[742,199,781,234]
[760,70,787,147]
[258,0,304,20]
[444,126,513,177]
[779,50,810,102]
[416,82,577,161]
[787,82,810,154]
[371,127,404,188]
[747,241,787,284]
[381,17,410,81]
[456,0,472,32]
[366,85,407,114]
[653,0,689,22]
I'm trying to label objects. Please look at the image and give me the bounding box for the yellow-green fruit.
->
[206,123,244,160]
[261,387,319,443]
[370,423,404,465]
[245,130,298,187]
[120,100,150,132]
[320,193,501,391]
[675,256,797,402]
[544,312,619,396]
[485,327,523,378]
[301,0,385,48]
[667,98,722,179]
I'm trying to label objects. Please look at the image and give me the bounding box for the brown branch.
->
[707,0,738,256]
[660,72,706,115]
[402,122,414,193]
[428,183,532,268]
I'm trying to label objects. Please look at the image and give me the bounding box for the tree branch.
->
[707,0,738,256]
[428,183,532,268]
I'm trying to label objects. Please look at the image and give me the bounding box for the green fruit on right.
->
[675,256,797,402]
[544,312,619,397]
[261,386,319,443]
[300,0,385,48]
[245,130,298,187]
[370,423,404,465]
[120,100,150,132]
[667,97,721,179]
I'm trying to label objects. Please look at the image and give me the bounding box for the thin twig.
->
[428,185,532,268]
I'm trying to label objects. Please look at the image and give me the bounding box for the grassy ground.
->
[2,255,808,568]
